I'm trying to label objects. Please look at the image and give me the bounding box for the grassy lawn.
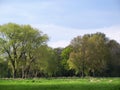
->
[0,78,120,90]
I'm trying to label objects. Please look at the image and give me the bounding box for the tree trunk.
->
[92,70,95,77]
[22,66,25,78]
[13,68,17,78]
[35,71,38,78]
[81,67,84,77]
[81,59,85,77]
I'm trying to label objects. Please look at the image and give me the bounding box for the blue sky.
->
[0,0,120,47]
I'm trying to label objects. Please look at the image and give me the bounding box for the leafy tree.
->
[68,35,89,77]
[35,47,61,77]
[53,48,63,76]
[0,59,10,78]
[68,32,109,77]
[107,40,120,76]
[61,46,74,76]
[86,33,109,76]
[0,23,48,78]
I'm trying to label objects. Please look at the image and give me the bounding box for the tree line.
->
[0,23,120,78]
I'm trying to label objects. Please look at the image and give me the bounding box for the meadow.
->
[0,77,120,90]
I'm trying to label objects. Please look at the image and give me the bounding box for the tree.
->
[0,58,10,78]
[52,48,63,76]
[86,33,109,76]
[68,32,109,77]
[45,47,62,77]
[107,40,120,76]
[68,35,89,77]
[34,46,61,77]
[61,46,74,76]
[0,23,48,78]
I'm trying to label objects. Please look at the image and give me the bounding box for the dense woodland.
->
[0,23,120,78]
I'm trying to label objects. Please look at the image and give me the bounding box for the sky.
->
[0,0,120,48]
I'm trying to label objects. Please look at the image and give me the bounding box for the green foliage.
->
[61,46,72,60]
[106,40,120,76]
[0,23,48,78]
[40,47,61,77]
[68,33,110,77]
[0,23,120,78]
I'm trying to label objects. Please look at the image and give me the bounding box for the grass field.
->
[0,77,120,90]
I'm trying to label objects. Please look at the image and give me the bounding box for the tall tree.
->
[53,48,63,76]
[86,33,109,76]
[68,35,89,77]
[61,46,74,76]
[107,40,120,76]
[35,46,61,77]
[68,32,109,77]
[0,23,48,78]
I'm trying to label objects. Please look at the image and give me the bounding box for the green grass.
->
[0,77,120,90]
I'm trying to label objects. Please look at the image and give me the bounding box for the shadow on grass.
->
[0,83,120,90]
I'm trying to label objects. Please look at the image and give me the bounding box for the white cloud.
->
[48,40,70,48]
[32,24,120,48]
[101,26,120,43]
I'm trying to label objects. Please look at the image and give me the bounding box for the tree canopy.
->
[0,23,120,78]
